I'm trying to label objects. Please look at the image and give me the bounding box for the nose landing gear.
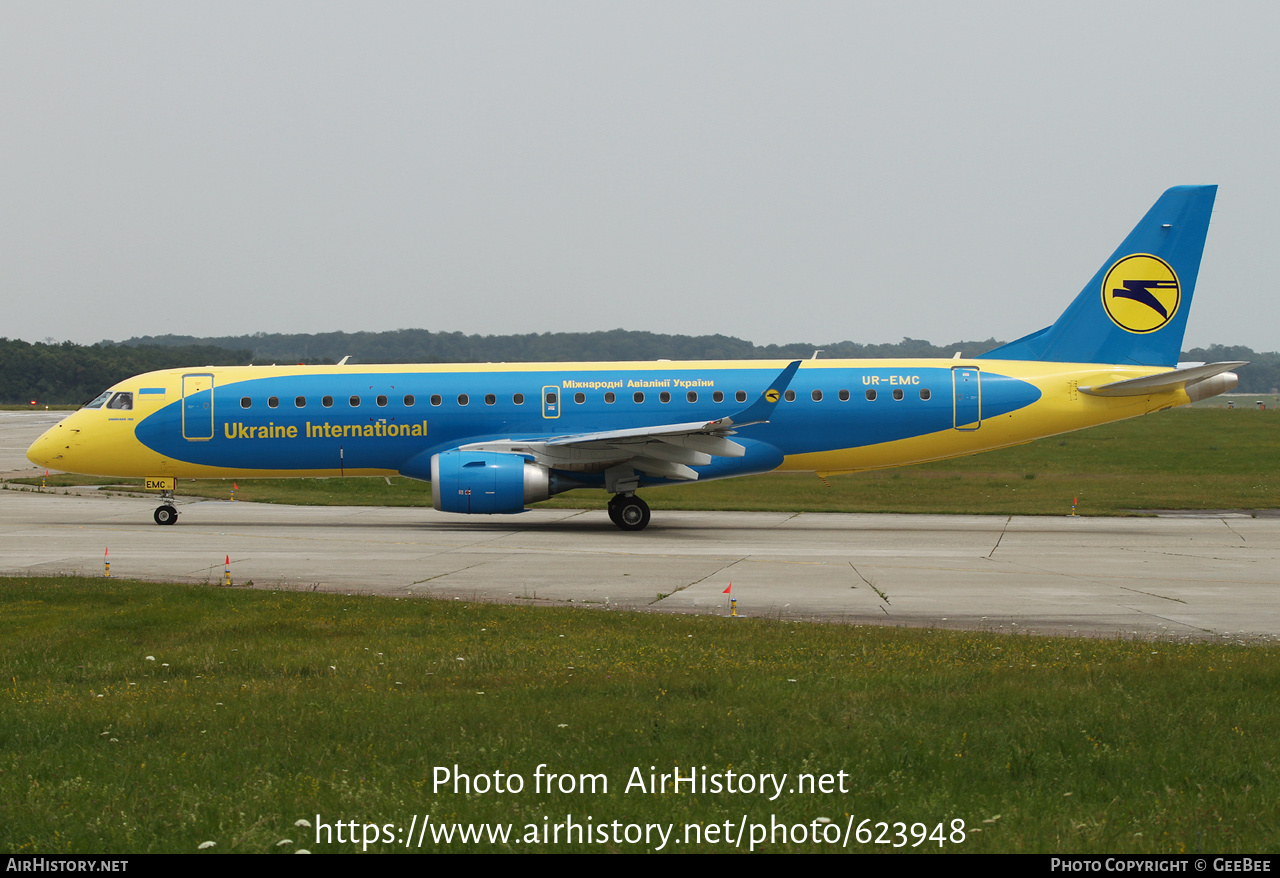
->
[153,488,178,525]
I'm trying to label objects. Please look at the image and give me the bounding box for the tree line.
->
[0,339,253,405]
[3,331,1277,404]
[126,328,1007,366]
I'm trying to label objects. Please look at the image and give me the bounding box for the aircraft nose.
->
[27,423,66,469]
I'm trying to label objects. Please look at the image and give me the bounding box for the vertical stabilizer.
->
[977,185,1217,366]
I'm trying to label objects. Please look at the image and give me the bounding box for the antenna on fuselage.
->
[337,356,351,366]
[811,349,822,359]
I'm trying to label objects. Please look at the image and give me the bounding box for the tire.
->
[154,505,177,526]
[615,496,650,531]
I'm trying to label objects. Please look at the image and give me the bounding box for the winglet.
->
[708,360,802,429]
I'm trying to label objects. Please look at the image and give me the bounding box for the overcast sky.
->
[2,1,1277,352]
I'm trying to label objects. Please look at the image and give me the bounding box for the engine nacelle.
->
[1185,371,1239,402]
[430,451,550,514]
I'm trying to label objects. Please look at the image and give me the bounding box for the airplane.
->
[27,185,1243,531]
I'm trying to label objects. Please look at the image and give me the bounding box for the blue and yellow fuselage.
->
[26,358,1185,484]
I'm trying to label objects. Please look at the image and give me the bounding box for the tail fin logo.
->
[1101,254,1181,334]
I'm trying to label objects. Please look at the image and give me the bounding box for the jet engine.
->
[430,450,550,514]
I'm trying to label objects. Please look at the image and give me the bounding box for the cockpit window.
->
[81,390,114,410]
[105,392,133,410]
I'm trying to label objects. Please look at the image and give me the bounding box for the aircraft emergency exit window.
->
[485,394,496,405]
[458,394,469,406]
[545,392,557,404]
[322,396,334,407]
[513,393,524,405]
[735,391,747,403]
[866,389,877,401]
[240,397,252,409]
[268,397,279,408]
[687,391,698,403]
[403,395,415,406]
[106,392,133,410]
[838,389,850,401]
[82,390,113,409]
[920,389,931,400]
[430,395,442,406]
[604,392,615,404]
[893,389,904,400]
[349,396,361,407]
[574,392,585,404]
[377,395,388,407]
[659,391,670,403]
[811,390,822,401]
[713,391,724,403]
[633,392,645,403]
[295,396,306,408]
[784,390,796,402]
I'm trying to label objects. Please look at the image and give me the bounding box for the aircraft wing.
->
[460,360,802,481]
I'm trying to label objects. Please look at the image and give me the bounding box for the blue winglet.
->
[710,360,802,428]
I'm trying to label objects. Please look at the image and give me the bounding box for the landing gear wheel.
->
[606,493,624,525]
[154,505,178,526]
[614,495,650,532]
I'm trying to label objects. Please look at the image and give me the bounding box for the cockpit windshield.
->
[81,390,113,410]
[80,390,133,410]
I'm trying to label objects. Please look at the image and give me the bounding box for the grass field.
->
[3,576,1278,854]
[13,406,1279,516]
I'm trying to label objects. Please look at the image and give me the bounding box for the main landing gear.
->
[153,489,178,526]
[607,493,650,531]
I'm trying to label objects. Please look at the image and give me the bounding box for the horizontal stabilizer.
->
[1079,361,1245,397]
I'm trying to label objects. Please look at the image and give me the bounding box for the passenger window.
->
[574,392,585,404]
[920,389,931,400]
[377,395,388,407]
[811,389,822,401]
[349,396,361,407]
[893,389,904,400]
[866,389,877,401]
[838,389,850,401]
[735,391,747,403]
[784,390,796,402]
[240,397,252,409]
[106,392,134,410]
[458,394,469,406]
[322,396,334,408]
[404,395,415,406]
[633,392,645,403]
[485,394,496,405]
[713,391,724,403]
[545,392,557,404]
[430,395,442,406]
[686,391,698,403]
[295,396,306,408]
[513,393,525,405]
[604,392,615,404]
[659,391,670,403]
[268,396,279,408]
